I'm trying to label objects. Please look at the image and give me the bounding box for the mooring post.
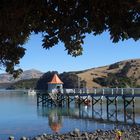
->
[123,96,127,123]
[67,95,70,108]
[100,96,103,118]
[46,94,48,106]
[132,97,135,123]
[62,94,65,106]
[42,94,46,106]
[115,96,118,122]
[44,94,47,106]
[50,95,53,107]
[91,96,94,117]
[44,95,46,106]
[37,94,39,106]
[106,96,109,120]
[78,94,81,108]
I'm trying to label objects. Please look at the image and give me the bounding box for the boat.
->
[27,89,36,95]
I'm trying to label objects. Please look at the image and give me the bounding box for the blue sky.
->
[1,32,140,74]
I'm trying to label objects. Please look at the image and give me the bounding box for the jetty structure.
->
[37,74,140,124]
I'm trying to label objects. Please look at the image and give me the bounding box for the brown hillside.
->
[77,59,140,88]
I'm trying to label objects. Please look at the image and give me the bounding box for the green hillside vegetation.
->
[36,71,87,90]
[36,71,59,90]
[8,78,39,89]
[93,62,136,88]
[60,72,86,89]
[7,71,85,90]
[93,73,133,88]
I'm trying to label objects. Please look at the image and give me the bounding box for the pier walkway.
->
[37,88,140,124]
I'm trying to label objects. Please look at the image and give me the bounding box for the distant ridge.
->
[0,69,44,83]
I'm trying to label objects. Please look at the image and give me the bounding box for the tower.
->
[48,74,63,93]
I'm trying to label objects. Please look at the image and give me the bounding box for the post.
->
[106,97,109,120]
[37,94,39,106]
[91,96,94,117]
[67,95,70,108]
[100,96,103,118]
[132,98,135,123]
[42,94,47,106]
[78,94,81,108]
[123,96,127,123]
[115,97,118,122]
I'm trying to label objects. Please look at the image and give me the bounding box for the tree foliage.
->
[36,71,58,90]
[60,72,80,88]
[36,71,86,90]
[108,62,119,70]
[0,0,140,76]
[8,78,39,89]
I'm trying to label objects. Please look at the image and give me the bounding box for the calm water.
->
[0,90,140,140]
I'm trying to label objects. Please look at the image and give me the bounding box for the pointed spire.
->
[48,74,63,84]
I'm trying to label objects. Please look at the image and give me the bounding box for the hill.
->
[0,69,44,83]
[1,59,140,89]
[77,59,140,88]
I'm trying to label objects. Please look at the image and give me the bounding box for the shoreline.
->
[9,125,140,140]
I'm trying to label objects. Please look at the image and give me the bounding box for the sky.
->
[1,32,140,74]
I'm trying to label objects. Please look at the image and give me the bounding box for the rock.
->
[74,128,80,133]
[74,128,81,137]
[69,132,75,137]
[9,136,14,140]
[39,135,45,139]
[88,133,95,139]
[97,137,103,140]
[32,137,42,140]
[29,126,140,140]
[20,136,27,140]
[64,135,71,140]
[42,133,47,137]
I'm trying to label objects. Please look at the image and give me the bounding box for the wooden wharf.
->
[37,88,140,124]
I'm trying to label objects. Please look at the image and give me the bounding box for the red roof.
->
[48,74,63,84]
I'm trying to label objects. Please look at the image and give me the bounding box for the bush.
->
[108,63,119,70]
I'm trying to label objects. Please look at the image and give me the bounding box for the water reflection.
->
[0,91,139,139]
[48,109,62,133]
[37,102,137,132]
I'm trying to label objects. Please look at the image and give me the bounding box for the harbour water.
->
[0,90,140,139]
